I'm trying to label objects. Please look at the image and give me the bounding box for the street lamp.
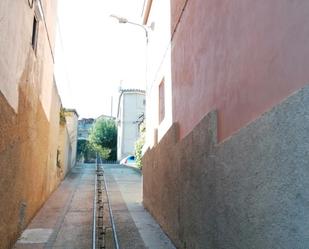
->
[110,14,154,43]
[110,14,152,139]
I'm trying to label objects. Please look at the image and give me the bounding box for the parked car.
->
[120,155,136,167]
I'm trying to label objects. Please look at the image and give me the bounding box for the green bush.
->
[77,139,96,162]
[135,123,145,169]
[88,118,117,161]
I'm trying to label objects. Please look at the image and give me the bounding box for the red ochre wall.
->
[171,0,309,141]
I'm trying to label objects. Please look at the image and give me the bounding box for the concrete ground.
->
[103,164,176,249]
[13,164,95,249]
[13,163,176,249]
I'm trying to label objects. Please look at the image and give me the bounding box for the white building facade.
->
[117,89,145,161]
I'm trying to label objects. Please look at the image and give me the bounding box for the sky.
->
[54,0,147,119]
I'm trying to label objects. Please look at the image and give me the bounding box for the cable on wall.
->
[37,0,55,63]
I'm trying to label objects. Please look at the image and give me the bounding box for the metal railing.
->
[100,159,119,165]
[92,156,120,249]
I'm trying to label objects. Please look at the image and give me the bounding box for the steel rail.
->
[92,158,98,249]
[99,157,120,249]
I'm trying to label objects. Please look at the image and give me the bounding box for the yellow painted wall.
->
[0,0,72,248]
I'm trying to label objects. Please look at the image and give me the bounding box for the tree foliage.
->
[135,122,145,169]
[88,118,117,160]
[77,139,96,162]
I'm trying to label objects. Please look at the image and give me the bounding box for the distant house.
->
[97,114,115,121]
[117,89,145,161]
[77,118,95,141]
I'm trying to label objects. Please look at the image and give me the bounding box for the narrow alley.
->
[1,0,309,248]
[13,163,175,249]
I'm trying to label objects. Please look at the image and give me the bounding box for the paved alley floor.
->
[14,163,95,249]
[103,164,176,249]
[13,163,175,249]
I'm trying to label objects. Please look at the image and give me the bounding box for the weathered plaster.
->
[0,0,56,117]
[0,0,62,248]
[143,85,309,249]
[0,0,33,112]
[65,111,79,167]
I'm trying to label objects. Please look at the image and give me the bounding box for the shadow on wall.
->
[0,77,73,249]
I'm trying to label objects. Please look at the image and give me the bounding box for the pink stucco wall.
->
[171,0,309,141]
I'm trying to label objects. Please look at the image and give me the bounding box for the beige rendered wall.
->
[57,124,72,179]
[0,0,34,112]
[0,0,63,248]
[64,111,78,167]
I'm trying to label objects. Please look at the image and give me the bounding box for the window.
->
[159,78,165,124]
[31,16,39,54]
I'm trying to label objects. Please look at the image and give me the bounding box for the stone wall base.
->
[143,85,309,249]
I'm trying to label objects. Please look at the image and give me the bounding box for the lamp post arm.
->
[126,21,149,44]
